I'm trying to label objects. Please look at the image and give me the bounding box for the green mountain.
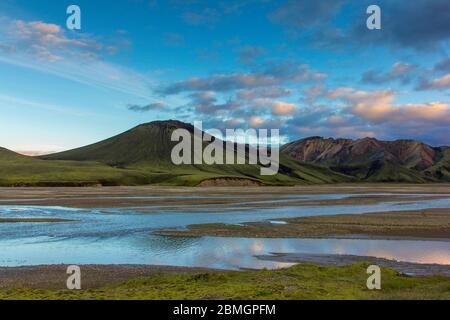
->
[2,121,447,186]
[280,137,450,182]
[41,120,191,166]
[38,120,351,186]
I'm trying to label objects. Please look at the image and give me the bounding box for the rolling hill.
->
[0,147,151,187]
[280,137,450,182]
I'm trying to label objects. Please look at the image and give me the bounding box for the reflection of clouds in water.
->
[1,194,450,268]
[250,240,265,254]
[366,248,450,265]
[2,197,450,240]
[1,234,449,268]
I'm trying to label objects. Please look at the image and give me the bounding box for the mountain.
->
[41,120,192,166]
[2,121,448,186]
[281,137,450,182]
[38,120,351,186]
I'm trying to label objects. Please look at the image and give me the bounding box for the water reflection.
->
[0,233,448,269]
[0,194,449,269]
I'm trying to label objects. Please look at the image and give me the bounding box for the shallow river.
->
[0,194,449,269]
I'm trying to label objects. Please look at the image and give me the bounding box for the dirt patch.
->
[0,264,217,290]
[197,178,264,187]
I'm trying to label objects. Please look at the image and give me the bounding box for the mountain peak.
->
[138,120,194,131]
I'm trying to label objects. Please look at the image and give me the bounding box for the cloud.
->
[238,45,266,64]
[159,73,277,94]
[237,87,292,100]
[29,21,61,34]
[164,32,184,47]
[0,17,154,99]
[248,116,266,127]
[12,145,65,156]
[434,57,450,73]
[8,19,102,61]
[269,0,344,28]
[270,0,450,51]
[302,84,326,104]
[127,102,167,112]
[177,1,260,27]
[159,62,325,94]
[351,0,450,50]
[361,62,418,85]
[330,87,450,125]
[182,8,220,26]
[271,101,296,116]
[250,98,297,116]
[188,91,241,115]
[417,74,450,91]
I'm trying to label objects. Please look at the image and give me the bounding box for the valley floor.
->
[1,184,449,300]
[0,183,450,208]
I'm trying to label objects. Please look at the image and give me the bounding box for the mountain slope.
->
[40,120,352,186]
[281,137,448,182]
[0,147,151,187]
[3,121,447,186]
[41,120,191,166]
[424,147,450,181]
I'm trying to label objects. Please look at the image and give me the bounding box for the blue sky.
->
[0,0,449,154]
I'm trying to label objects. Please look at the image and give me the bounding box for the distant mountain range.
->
[0,120,448,186]
[282,136,449,183]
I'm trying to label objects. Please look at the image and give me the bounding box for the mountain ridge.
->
[281,136,449,182]
[1,120,448,186]
[1,120,351,186]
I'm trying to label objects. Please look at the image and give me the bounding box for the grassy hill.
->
[0,148,152,187]
[424,147,450,181]
[1,121,352,186]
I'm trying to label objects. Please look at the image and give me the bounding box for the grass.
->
[1,263,449,300]
[0,151,151,187]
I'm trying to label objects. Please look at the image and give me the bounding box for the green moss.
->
[1,263,449,300]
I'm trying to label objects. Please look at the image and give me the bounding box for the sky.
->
[0,0,449,155]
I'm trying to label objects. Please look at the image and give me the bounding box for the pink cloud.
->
[271,101,296,116]
[330,87,450,124]
[30,22,61,34]
[419,73,450,90]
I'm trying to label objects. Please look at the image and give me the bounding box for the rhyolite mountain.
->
[281,136,450,182]
[1,120,448,186]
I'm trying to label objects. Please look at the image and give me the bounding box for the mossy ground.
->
[1,263,449,300]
